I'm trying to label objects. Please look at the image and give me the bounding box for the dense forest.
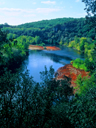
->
[0,17,96,46]
[0,0,96,127]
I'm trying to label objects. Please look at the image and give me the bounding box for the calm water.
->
[23,46,84,82]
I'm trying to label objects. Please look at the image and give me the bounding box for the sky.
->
[0,0,87,25]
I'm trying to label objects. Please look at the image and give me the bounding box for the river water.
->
[23,46,84,82]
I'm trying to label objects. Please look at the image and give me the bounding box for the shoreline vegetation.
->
[60,36,96,73]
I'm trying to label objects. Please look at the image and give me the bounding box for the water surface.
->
[23,46,84,82]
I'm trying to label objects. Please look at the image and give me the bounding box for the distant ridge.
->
[17,17,85,28]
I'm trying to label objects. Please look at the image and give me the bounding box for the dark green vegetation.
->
[0,17,96,46]
[0,28,29,74]
[0,66,96,128]
[0,0,96,127]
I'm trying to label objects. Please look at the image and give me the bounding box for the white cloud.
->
[0,8,34,13]
[41,1,56,4]
[32,2,36,4]
[0,8,22,12]
[0,8,36,21]
[36,8,60,13]
[0,7,60,15]
[76,0,80,2]
[0,7,60,25]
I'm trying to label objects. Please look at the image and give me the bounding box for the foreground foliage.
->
[0,67,96,128]
[0,68,73,128]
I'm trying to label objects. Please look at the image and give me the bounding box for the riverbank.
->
[28,45,60,51]
[55,64,90,93]
[28,45,44,50]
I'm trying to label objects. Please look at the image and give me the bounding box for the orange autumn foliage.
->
[29,45,60,51]
[45,46,60,51]
[55,64,90,93]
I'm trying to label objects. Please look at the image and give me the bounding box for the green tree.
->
[67,87,96,127]
[82,0,96,72]
[0,67,74,128]
[74,36,80,44]
[82,0,96,26]
[35,36,41,44]
[79,37,87,51]
[0,29,7,48]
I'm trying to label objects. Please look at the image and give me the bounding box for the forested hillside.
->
[0,17,95,46]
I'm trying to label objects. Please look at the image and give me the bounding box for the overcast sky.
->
[0,0,86,25]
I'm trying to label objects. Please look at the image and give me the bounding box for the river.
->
[23,46,84,82]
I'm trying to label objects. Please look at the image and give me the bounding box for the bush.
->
[72,58,88,71]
